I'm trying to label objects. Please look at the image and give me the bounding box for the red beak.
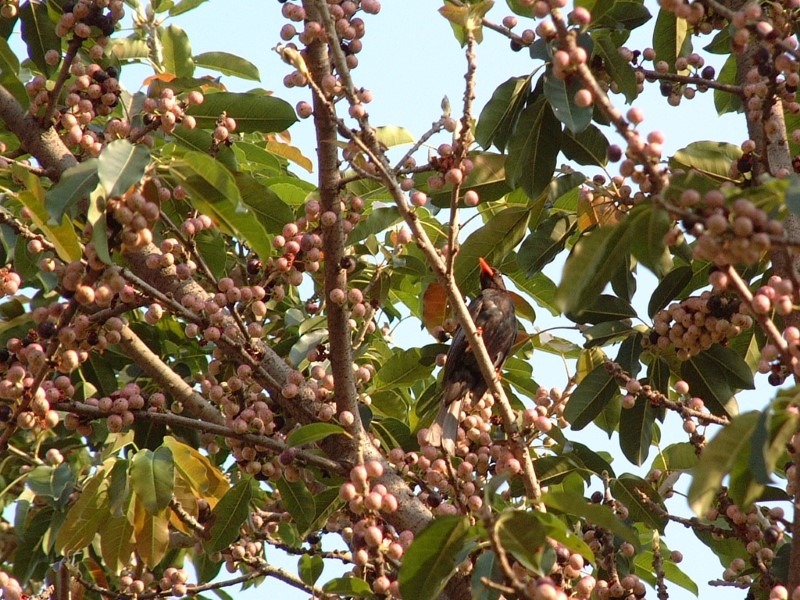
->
[478,257,493,276]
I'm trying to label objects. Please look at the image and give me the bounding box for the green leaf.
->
[700,344,755,390]
[109,37,151,61]
[648,356,670,395]
[173,151,273,260]
[234,141,281,170]
[619,392,656,465]
[168,0,209,16]
[715,54,743,115]
[724,407,799,509]
[374,347,435,391]
[562,124,610,166]
[569,294,637,324]
[557,222,632,314]
[298,554,324,586]
[99,492,135,575]
[476,76,532,152]
[593,31,638,102]
[14,184,82,264]
[628,203,673,278]
[287,423,348,447]
[594,1,652,29]
[276,477,316,534]
[399,516,472,600]
[518,213,577,276]
[670,141,742,180]
[234,172,294,235]
[288,329,328,368]
[635,550,699,596]
[186,92,298,133]
[680,347,746,418]
[375,125,415,147]
[652,8,690,72]
[55,470,109,553]
[471,551,502,600]
[194,51,260,81]
[323,577,374,597]
[495,511,548,574]
[19,0,60,77]
[648,265,692,317]
[429,152,513,207]
[688,411,759,515]
[564,364,619,430]
[130,447,175,514]
[26,463,73,500]
[87,183,112,265]
[652,442,700,473]
[455,206,531,288]
[13,505,51,580]
[612,475,668,531]
[348,206,403,244]
[508,270,560,317]
[160,24,194,78]
[704,26,731,54]
[206,478,254,553]
[0,36,26,105]
[506,96,562,199]
[582,320,635,348]
[615,332,643,378]
[171,126,238,170]
[750,407,800,485]
[46,159,99,223]
[98,139,151,197]
[543,68,593,133]
[543,490,639,546]
[439,1,493,44]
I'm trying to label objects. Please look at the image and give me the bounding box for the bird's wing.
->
[441,294,484,405]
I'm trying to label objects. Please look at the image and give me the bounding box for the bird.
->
[425,257,517,455]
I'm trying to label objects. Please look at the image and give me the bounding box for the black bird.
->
[425,257,517,454]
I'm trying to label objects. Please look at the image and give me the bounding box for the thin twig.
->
[605,361,730,426]
[53,400,348,475]
[638,67,744,96]
[43,37,84,127]
[724,265,794,368]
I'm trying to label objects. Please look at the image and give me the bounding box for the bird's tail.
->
[424,399,463,455]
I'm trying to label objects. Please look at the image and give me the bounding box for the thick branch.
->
[790,455,800,589]
[0,84,77,178]
[304,0,364,449]
[117,325,224,425]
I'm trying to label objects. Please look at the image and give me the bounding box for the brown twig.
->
[486,514,529,598]
[723,265,794,368]
[638,67,744,96]
[605,361,730,427]
[53,400,347,475]
[304,0,365,453]
[43,37,84,127]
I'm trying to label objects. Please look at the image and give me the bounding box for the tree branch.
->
[0,84,77,178]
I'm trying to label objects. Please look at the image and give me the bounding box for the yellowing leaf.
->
[266,140,313,173]
[421,282,449,335]
[55,470,108,553]
[130,447,175,515]
[11,165,81,263]
[99,492,135,574]
[164,436,229,505]
[133,500,170,568]
[169,476,200,534]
